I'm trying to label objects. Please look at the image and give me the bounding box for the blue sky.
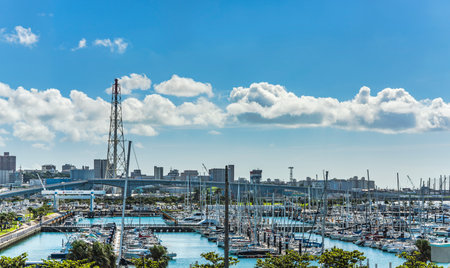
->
[1,0,450,187]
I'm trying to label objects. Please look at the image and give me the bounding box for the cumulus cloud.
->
[0,80,225,144]
[106,73,151,95]
[1,26,39,47]
[227,82,450,133]
[122,96,225,127]
[208,130,221,135]
[94,38,128,53]
[72,38,87,51]
[154,74,213,97]
[129,124,158,136]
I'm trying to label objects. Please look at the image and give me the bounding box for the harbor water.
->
[1,216,450,267]
[78,216,166,225]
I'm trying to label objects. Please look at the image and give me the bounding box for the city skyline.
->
[1,1,450,187]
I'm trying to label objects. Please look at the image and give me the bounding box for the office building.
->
[0,152,16,171]
[208,165,235,182]
[94,159,107,178]
[154,166,164,180]
[61,164,75,174]
[167,169,179,180]
[250,169,262,184]
[70,168,94,180]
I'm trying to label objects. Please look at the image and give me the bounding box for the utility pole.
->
[224,165,230,268]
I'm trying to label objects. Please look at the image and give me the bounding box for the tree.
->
[67,240,116,268]
[191,252,239,268]
[415,240,431,262]
[318,247,367,268]
[255,250,317,268]
[132,245,169,268]
[0,252,28,267]
[396,251,443,268]
[41,259,99,268]
[0,213,7,230]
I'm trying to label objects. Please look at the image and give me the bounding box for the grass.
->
[0,221,20,236]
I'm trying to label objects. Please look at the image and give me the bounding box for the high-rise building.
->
[209,168,225,182]
[62,164,75,174]
[70,168,94,180]
[228,165,235,182]
[180,170,199,180]
[154,166,164,180]
[250,169,262,184]
[94,159,107,178]
[131,169,142,178]
[0,152,16,171]
[167,169,179,180]
[209,165,235,182]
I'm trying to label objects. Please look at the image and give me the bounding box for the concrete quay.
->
[0,212,72,251]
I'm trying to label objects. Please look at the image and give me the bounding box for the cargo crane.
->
[406,175,416,190]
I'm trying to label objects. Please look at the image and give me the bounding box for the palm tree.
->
[0,213,7,231]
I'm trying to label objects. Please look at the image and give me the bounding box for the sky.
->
[1,0,450,188]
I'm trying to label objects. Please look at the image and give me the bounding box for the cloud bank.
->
[0,76,449,147]
[227,82,450,133]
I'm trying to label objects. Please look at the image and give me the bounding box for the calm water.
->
[2,216,450,267]
[0,232,67,261]
[156,232,257,267]
[78,216,166,225]
[297,232,450,268]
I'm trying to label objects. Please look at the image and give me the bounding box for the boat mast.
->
[117,140,132,265]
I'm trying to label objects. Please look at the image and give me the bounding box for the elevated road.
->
[0,180,88,199]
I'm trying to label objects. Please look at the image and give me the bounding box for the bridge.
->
[0,178,315,199]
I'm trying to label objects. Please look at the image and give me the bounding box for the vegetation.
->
[415,239,431,262]
[0,253,28,268]
[67,240,116,268]
[318,247,367,268]
[41,259,99,268]
[255,250,316,268]
[396,251,443,268]
[27,204,53,220]
[191,252,239,268]
[0,211,17,231]
[131,245,170,268]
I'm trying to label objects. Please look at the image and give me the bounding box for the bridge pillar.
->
[90,194,95,212]
[53,194,59,211]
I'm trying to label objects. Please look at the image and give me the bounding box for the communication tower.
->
[105,79,126,179]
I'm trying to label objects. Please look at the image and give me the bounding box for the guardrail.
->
[0,212,71,246]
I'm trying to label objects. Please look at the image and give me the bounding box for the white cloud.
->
[72,38,87,51]
[0,80,225,144]
[134,142,144,149]
[129,124,158,136]
[208,130,221,135]
[94,38,128,53]
[122,96,226,127]
[227,82,450,133]
[1,26,39,47]
[13,122,55,141]
[32,143,50,150]
[106,73,151,95]
[154,74,213,97]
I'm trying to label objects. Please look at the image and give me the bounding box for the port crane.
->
[406,175,416,190]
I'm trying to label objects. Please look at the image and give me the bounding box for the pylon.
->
[105,78,126,179]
